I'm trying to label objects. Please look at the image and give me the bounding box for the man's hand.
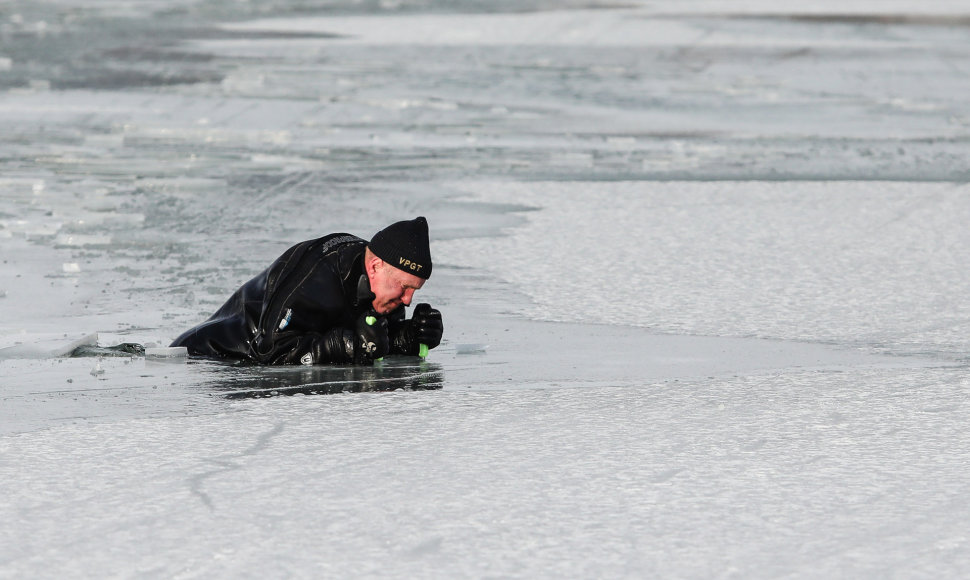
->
[354,311,389,364]
[412,303,443,351]
[391,303,443,357]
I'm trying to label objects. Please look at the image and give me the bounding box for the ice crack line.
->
[188,422,285,511]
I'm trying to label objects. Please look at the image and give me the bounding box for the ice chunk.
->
[455,343,488,355]
[54,234,112,247]
[3,218,62,236]
[0,332,98,359]
[145,346,188,358]
[83,134,124,148]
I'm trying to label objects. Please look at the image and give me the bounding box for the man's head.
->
[365,217,432,314]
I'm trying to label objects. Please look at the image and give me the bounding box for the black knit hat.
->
[369,216,433,279]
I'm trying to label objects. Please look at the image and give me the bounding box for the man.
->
[171,217,443,365]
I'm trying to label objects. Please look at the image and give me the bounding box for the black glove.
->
[390,303,443,357]
[354,311,389,364]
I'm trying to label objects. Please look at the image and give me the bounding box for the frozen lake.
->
[2,0,970,577]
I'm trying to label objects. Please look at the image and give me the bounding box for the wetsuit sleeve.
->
[256,328,355,365]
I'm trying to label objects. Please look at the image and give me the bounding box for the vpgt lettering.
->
[399,257,424,272]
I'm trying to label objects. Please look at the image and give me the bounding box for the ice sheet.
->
[434,181,970,359]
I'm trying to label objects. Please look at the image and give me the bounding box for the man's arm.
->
[256,311,390,366]
[258,328,354,365]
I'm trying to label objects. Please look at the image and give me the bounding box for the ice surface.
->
[3,369,970,578]
[218,11,903,49]
[2,0,970,578]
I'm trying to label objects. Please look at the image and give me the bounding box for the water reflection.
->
[205,357,444,399]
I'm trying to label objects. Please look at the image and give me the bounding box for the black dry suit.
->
[171,233,404,365]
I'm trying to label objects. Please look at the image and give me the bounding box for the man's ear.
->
[365,254,383,277]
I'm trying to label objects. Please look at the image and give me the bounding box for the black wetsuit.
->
[171,233,404,365]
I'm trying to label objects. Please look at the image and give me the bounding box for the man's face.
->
[370,261,426,314]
